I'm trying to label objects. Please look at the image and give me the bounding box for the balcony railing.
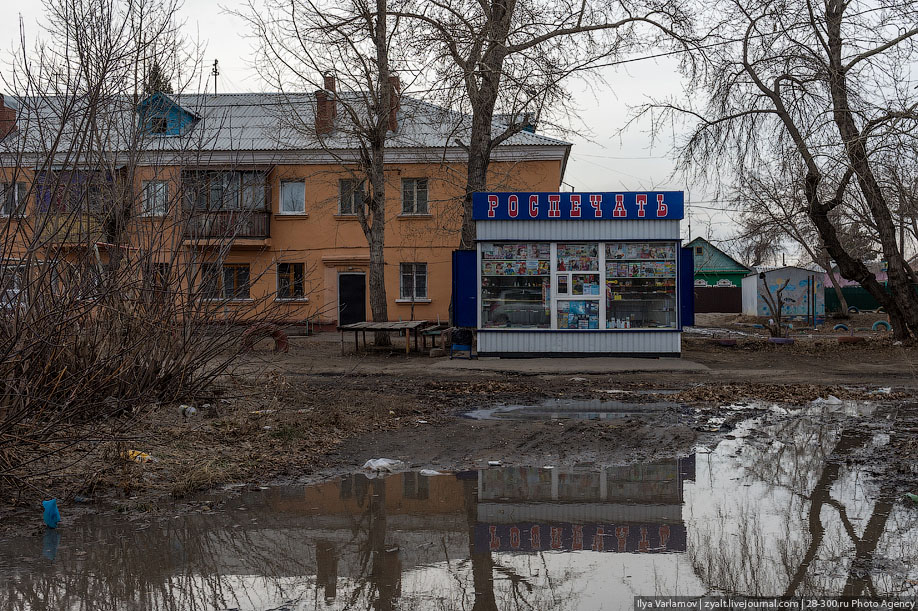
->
[36,214,107,244]
[183,210,270,240]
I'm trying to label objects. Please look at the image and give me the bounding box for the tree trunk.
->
[458,1,512,249]
[823,264,850,315]
[824,3,918,338]
[366,0,391,346]
[805,179,908,338]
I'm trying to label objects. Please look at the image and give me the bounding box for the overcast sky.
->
[0,1,734,246]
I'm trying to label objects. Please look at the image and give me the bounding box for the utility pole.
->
[211,59,220,95]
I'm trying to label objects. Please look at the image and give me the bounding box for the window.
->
[280,180,306,214]
[151,116,168,134]
[695,245,703,255]
[0,182,26,216]
[152,262,170,291]
[0,264,25,309]
[401,178,428,214]
[338,179,364,215]
[183,171,266,211]
[277,262,306,299]
[605,242,677,329]
[142,180,169,216]
[201,263,250,299]
[400,262,427,300]
[480,243,551,329]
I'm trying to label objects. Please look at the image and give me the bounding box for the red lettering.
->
[659,525,671,549]
[530,525,541,550]
[489,526,501,551]
[616,526,629,552]
[591,527,604,552]
[638,527,650,552]
[569,194,581,218]
[612,194,626,218]
[487,195,499,218]
[590,194,603,218]
[508,195,519,218]
[509,527,520,549]
[656,193,667,217]
[548,195,561,218]
[636,194,647,218]
[572,525,583,551]
[551,526,563,550]
[529,195,539,218]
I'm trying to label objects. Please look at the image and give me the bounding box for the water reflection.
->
[1,410,917,610]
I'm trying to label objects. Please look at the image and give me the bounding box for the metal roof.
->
[0,92,571,159]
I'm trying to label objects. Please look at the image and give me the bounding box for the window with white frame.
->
[338,179,364,215]
[1,182,27,217]
[142,180,169,216]
[280,180,306,214]
[277,262,306,299]
[401,178,428,214]
[400,262,428,300]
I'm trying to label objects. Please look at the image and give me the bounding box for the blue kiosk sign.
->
[472,191,684,221]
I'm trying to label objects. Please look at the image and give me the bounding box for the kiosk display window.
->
[605,242,677,329]
[479,239,679,331]
[481,242,551,328]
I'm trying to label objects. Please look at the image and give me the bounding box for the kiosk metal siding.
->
[478,330,680,354]
[477,220,680,242]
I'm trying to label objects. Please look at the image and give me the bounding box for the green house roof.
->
[687,237,751,274]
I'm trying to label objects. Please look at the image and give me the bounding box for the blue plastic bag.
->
[42,499,60,529]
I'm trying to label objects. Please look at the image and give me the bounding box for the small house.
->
[742,266,825,322]
[687,237,751,313]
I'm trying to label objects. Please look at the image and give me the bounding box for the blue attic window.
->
[137,92,199,137]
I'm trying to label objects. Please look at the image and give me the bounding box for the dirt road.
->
[1,330,915,533]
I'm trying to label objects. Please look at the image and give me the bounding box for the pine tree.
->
[143,61,173,94]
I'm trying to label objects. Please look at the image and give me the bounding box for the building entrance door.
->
[338,273,366,325]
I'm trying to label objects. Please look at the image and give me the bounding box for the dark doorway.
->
[338,273,366,325]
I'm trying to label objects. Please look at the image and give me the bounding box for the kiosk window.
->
[605,242,677,329]
[480,242,550,328]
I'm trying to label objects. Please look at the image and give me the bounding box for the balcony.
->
[36,214,107,245]
[183,210,271,247]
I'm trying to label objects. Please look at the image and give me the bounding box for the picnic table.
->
[337,320,431,355]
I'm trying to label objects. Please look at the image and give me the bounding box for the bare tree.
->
[400,0,697,248]
[636,0,918,338]
[734,169,858,314]
[0,0,313,489]
[242,0,408,345]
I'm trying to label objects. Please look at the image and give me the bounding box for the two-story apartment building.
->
[0,82,570,326]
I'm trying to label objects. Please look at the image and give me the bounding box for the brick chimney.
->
[0,97,16,140]
[315,73,336,136]
[387,75,400,132]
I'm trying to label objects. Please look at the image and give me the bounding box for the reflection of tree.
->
[464,476,498,611]
[692,418,901,597]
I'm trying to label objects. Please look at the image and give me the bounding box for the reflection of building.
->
[473,457,694,553]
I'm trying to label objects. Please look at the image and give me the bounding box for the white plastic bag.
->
[361,458,404,475]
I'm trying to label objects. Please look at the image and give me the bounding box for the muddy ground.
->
[1,316,917,534]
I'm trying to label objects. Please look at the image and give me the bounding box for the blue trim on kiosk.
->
[473,191,684,221]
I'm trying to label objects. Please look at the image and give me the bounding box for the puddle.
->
[463,398,679,420]
[0,415,914,609]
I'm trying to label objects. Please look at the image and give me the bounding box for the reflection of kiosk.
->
[473,456,695,554]
[455,192,692,357]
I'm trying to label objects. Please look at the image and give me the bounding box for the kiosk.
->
[453,192,693,357]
